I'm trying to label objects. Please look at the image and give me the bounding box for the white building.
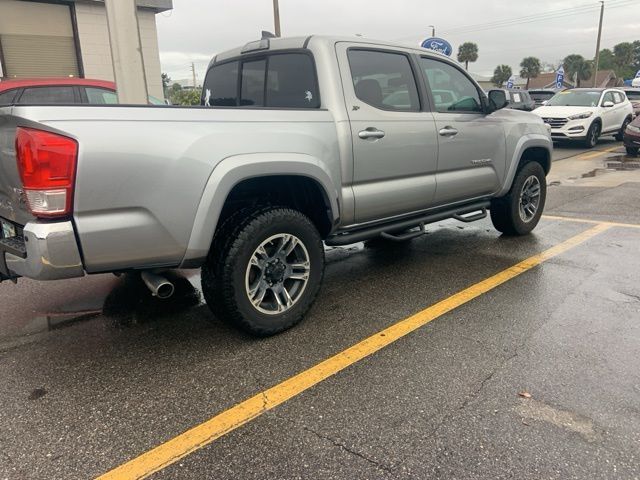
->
[0,0,171,98]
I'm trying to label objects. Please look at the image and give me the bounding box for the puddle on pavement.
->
[553,153,640,184]
[580,155,640,178]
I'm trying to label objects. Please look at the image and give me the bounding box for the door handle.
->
[359,128,385,140]
[439,126,458,137]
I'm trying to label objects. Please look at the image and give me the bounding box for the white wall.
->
[74,2,164,98]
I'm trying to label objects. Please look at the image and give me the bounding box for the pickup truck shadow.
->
[102,272,201,326]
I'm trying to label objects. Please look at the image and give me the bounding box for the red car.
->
[623,115,640,156]
[0,77,165,105]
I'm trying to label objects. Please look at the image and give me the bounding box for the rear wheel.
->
[201,206,324,336]
[615,117,631,141]
[584,122,600,148]
[626,146,639,157]
[490,161,547,236]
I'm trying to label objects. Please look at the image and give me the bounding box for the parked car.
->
[533,88,634,148]
[620,88,640,117]
[623,115,640,156]
[493,88,535,111]
[0,77,166,105]
[528,89,557,107]
[0,35,552,336]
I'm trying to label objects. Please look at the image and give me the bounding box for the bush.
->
[170,89,201,106]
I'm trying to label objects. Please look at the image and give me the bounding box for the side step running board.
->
[326,201,490,246]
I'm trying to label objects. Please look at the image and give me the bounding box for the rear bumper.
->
[0,221,84,282]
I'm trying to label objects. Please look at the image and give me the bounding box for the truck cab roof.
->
[212,35,451,66]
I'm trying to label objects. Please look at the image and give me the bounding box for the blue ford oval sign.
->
[420,37,453,57]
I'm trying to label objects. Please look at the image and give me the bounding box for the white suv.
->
[533,88,633,148]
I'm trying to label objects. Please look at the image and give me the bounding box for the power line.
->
[440,0,635,36]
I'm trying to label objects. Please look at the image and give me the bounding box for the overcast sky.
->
[156,0,639,83]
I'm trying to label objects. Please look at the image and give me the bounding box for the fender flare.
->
[181,152,340,265]
[496,133,552,197]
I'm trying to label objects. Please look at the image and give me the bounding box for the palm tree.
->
[613,42,635,69]
[519,57,541,89]
[457,42,479,71]
[563,54,593,87]
[491,65,512,87]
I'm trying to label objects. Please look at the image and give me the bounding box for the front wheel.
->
[626,146,639,157]
[490,161,547,236]
[201,207,325,336]
[584,122,601,148]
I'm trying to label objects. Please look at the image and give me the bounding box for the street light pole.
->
[273,0,281,37]
[429,25,436,37]
[593,1,604,87]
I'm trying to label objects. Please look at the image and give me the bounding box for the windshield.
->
[546,90,602,107]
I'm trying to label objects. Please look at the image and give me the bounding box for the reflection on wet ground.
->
[0,243,377,344]
[0,232,475,345]
[581,153,640,177]
[102,272,202,326]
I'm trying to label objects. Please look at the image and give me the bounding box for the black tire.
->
[615,117,631,141]
[201,206,324,336]
[626,146,639,157]
[490,161,547,236]
[584,121,601,148]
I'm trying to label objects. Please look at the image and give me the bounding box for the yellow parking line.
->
[542,214,640,229]
[574,146,620,161]
[96,223,611,480]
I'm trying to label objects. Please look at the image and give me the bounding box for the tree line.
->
[490,40,640,88]
[454,40,639,88]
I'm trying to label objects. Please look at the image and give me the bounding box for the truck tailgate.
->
[0,107,36,226]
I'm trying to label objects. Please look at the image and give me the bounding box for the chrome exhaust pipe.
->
[141,271,175,299]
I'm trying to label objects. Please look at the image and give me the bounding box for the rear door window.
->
[347,49,420,111]
[266,54,319,108]
[202,53,320,108]
[18,86,77,104]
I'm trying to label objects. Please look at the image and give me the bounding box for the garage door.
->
[0,0,79,78]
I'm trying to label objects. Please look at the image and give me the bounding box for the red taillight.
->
[15,127,78,218]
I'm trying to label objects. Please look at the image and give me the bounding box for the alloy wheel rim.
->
[591,124,599,145]
[245,233,311,315]
[519,175,541,222]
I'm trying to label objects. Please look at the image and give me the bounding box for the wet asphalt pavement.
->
[0,141,639,480]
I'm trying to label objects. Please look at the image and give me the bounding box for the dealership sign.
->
[420,37,453,57]
[555,66,565,89]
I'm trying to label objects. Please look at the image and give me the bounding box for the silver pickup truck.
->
[0,36,552,335]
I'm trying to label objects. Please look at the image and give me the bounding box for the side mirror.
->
[487,89,508,113]
[603,101,614,108]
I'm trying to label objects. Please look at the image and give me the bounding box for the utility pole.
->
[273,0,281,37]
[593,1,604,87]
[191,62,197,88]
[104,0,148,104]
